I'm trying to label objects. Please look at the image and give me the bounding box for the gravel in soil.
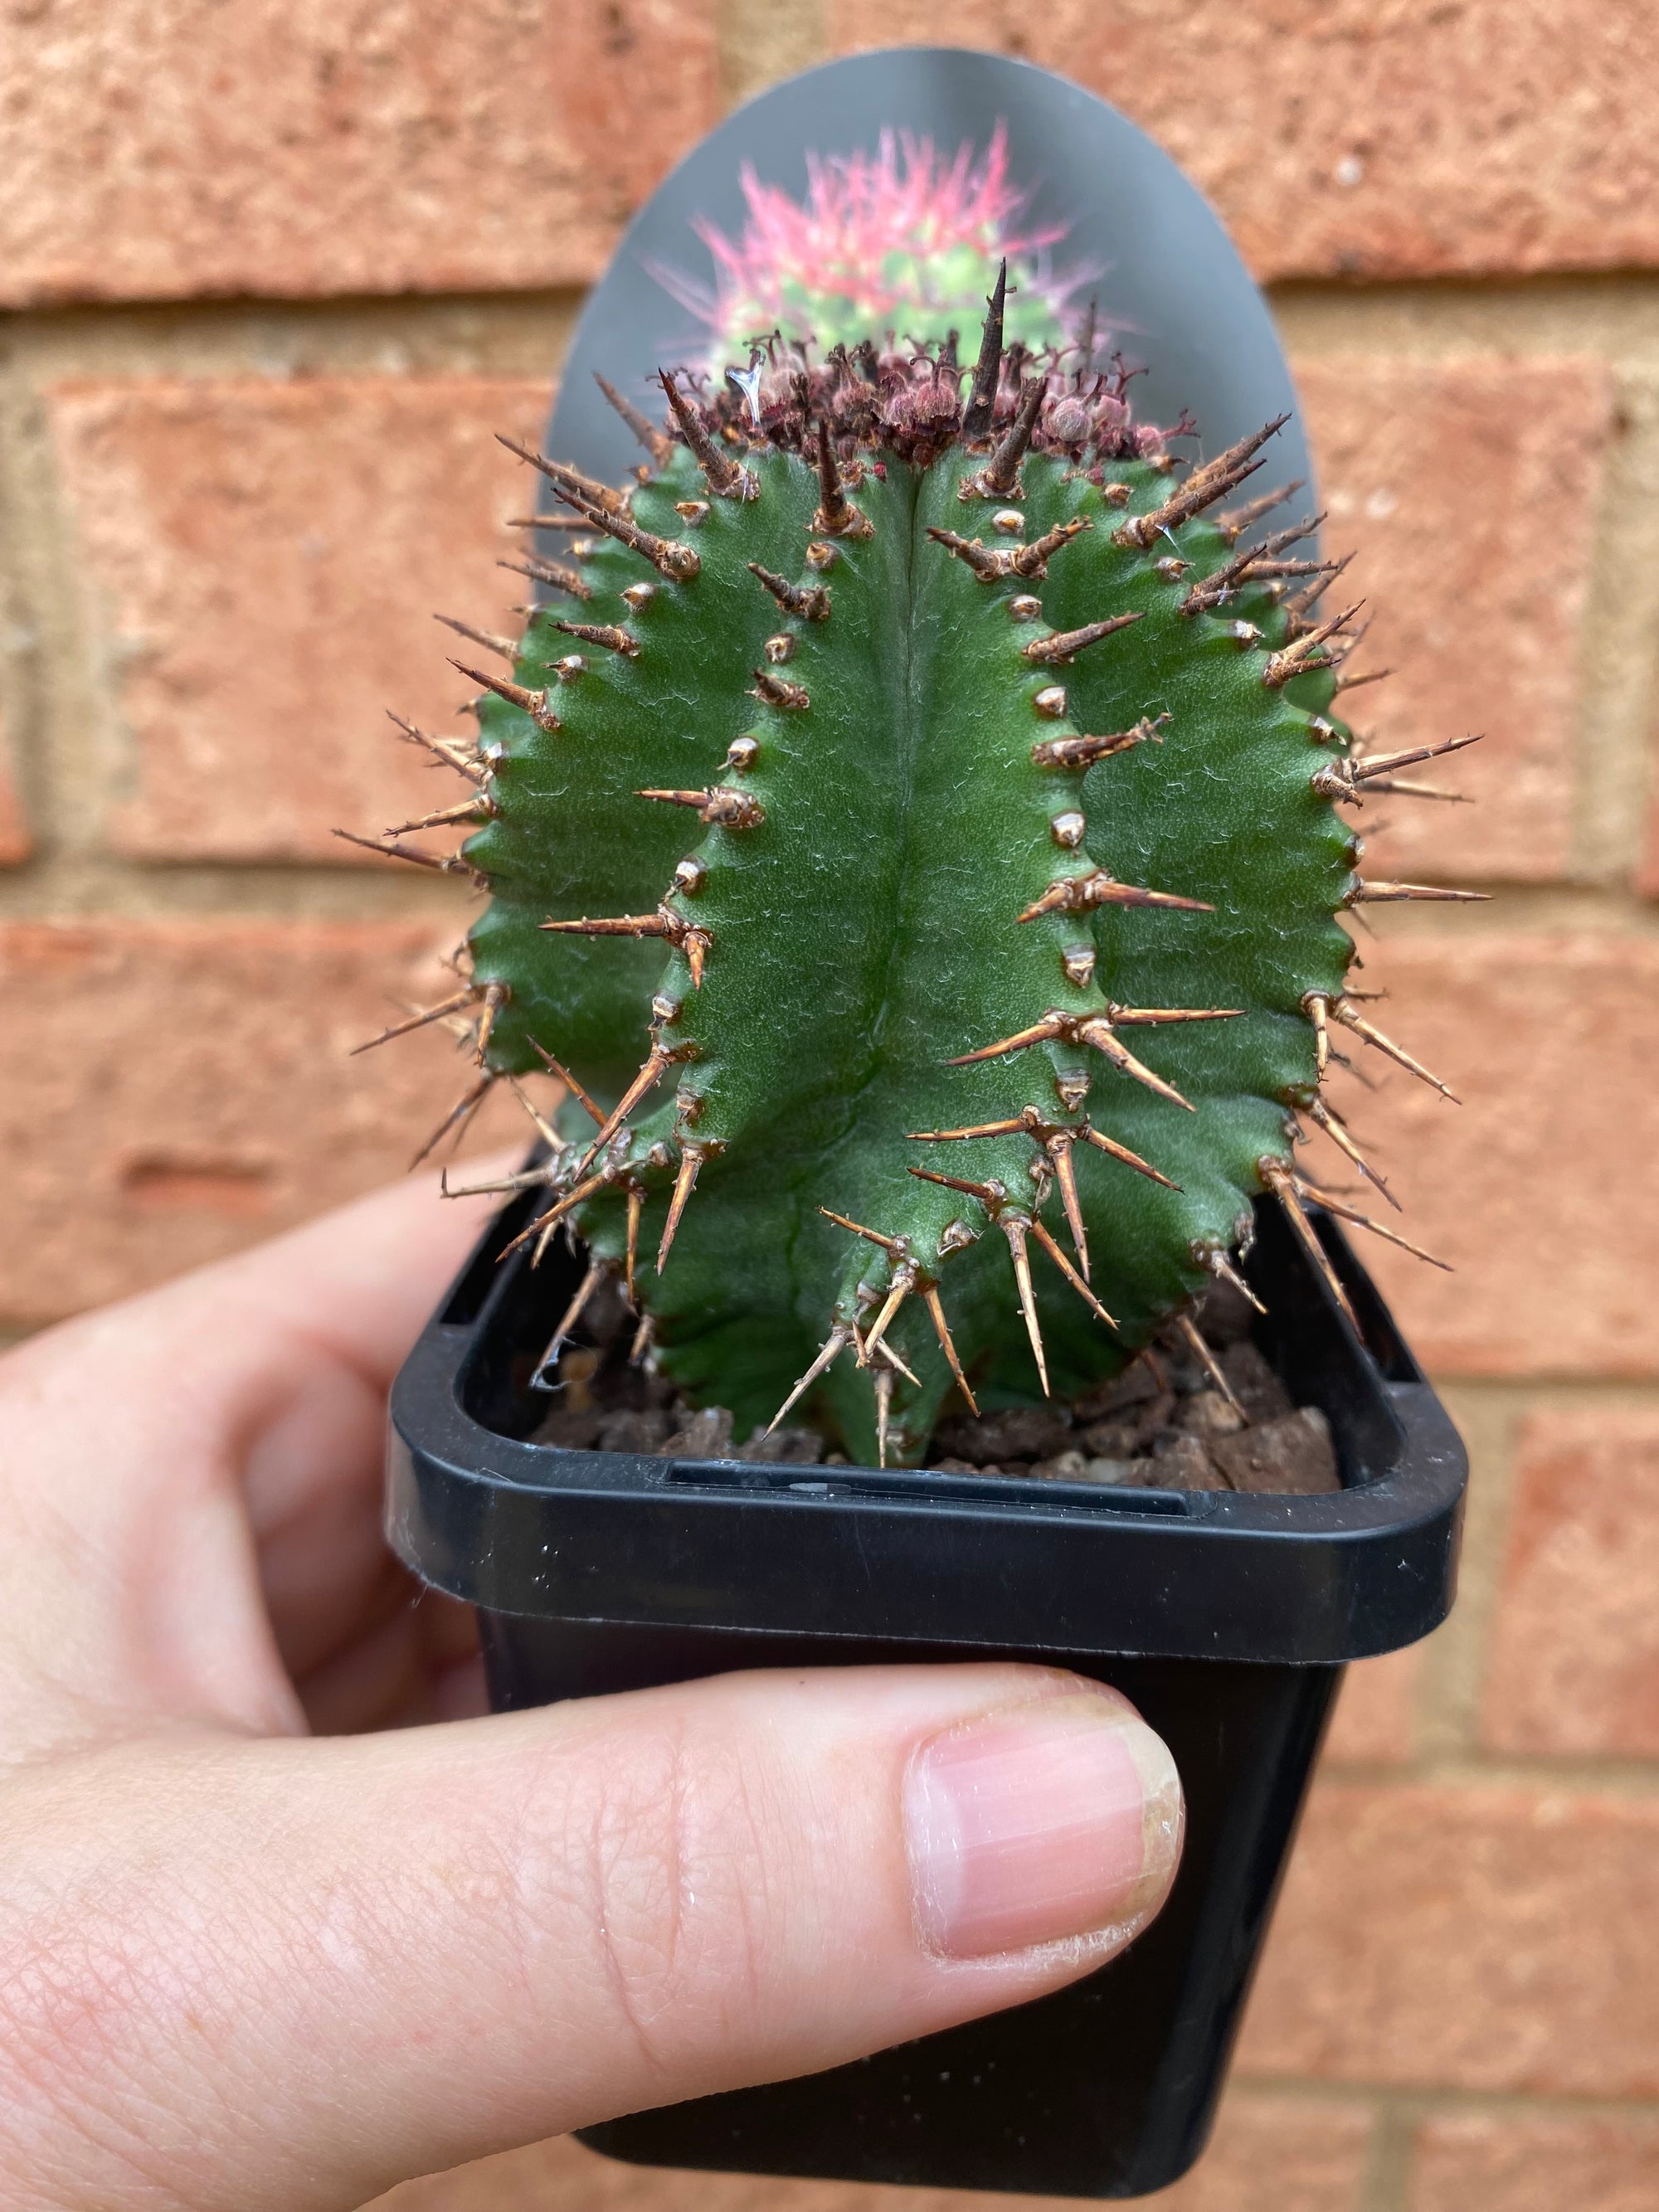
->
[529,1272,1340,1495]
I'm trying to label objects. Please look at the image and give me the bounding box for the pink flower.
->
[657,126,1092,368]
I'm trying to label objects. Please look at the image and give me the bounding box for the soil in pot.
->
[528,1268,1339,1497]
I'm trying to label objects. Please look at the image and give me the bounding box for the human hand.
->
[0,1169,1183,2212]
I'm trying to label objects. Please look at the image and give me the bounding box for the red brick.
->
[0,920,520,1325]
[831,2,1659,281]
[47,377,547,862]
[1239,1782,1659,2094]
[1303,933,1659,1378]
[0,2,717,307]
[1294,357,1612,886]
[1323,1646,1423,1767]
[0,706,31,864]
[1408,2112,1659,2212]
[1483,1404,1659,1756]
[366,2091,1371,2211]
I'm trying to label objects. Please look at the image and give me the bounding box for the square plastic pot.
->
[387,1191,1465,2200]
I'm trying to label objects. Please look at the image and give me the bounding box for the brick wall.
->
[3,4,1655,2207]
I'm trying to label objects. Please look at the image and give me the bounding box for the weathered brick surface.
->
[1310,933,1659,1378]
[0,707,31,864]
[832,1,1659,281]
[47,377,547,861]
[1322,1646,1423,1767]
[1483,1405,1659,1755]
[1408,2112,1659,2212]
[367,2092,1371,2211]
[0,1,718,307]
[0,921,519,1325]
[1294,357,1612,885]
[1239,1782,1659,2093]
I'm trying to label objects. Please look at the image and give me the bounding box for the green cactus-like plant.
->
[358,276,1475,1470]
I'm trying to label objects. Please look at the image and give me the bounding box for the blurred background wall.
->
[2,3,1656,2207]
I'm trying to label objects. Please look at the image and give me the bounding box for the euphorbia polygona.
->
[350,165,1479,1471]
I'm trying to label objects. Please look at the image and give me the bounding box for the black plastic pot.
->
[387,1190,1465,2200]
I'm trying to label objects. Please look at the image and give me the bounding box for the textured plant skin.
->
[362,288,1476,1468]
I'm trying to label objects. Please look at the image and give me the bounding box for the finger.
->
[238,1155,518,1712]
[0,1665,1184,2212]
[0,1159,515,1747]
[214,1144,527,1390]
[291,1578,482,1735]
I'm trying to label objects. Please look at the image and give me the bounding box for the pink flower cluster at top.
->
[659,125,1090,367]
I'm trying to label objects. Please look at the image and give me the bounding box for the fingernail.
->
[904,1691,1183,1960]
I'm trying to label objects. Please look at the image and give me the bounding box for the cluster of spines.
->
[344,266,1482,1463]
[673,126,1083,370]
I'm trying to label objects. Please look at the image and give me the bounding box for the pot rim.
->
[387,1188,1467,1667]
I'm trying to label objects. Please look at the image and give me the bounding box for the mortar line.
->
[1316,1754,1659,1796]
[1233,2073,1659,2124]
[1358,2097,1417,2212]
[0,289,586,383]
[1569,367,1659,878]
[14,273,1659,385]
[1399,1383,1515,1763]
[0,857,481,926]
[5,858,1653,925]
[1423,1376,1659,1404]
[1271,270,1659,360]
[717,0,826,109]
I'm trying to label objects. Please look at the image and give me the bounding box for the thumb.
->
[1,1664,1182,2212]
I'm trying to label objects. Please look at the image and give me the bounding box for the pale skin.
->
[0,1165,1183,2212]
